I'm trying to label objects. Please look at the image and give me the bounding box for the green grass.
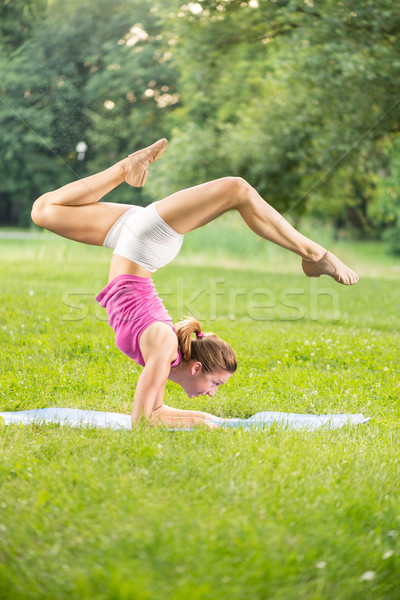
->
[1,214,400,599]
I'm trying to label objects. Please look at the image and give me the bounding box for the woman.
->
[31,138,358,429]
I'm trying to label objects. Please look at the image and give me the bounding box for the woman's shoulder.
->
[139,321,179,362]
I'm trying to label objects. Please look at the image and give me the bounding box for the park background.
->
[0,1,399,599]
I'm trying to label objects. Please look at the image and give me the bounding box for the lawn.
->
[0,213,399,599]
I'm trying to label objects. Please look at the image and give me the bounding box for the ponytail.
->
[175,316,237,373]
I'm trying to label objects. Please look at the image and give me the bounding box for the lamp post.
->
[76,141,88,178]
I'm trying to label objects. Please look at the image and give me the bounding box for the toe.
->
[151,139,168,161]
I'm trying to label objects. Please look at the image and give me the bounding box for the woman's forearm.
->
[151,404,222,429]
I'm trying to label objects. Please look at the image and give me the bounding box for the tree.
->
[147,0,400,233]
[0,0,179,224]
[368,135,400,255]
[0,0,47,50]
[2,0,400,238]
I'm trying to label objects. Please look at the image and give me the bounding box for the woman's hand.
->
[204,420,221,430]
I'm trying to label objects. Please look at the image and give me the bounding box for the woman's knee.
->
[221,177,253,209]
[31,193,53,227]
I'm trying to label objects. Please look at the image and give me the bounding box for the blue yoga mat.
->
[0,407,370,431]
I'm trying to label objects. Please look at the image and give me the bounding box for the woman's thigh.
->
[155,177,245,234]
[36,202,134,246]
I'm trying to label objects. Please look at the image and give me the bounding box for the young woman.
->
[31,139,358,429]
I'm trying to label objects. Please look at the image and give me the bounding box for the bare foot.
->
[124,138,168,187]
[302,251,359,285]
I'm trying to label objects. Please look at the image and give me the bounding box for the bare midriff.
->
[108,254,152,282]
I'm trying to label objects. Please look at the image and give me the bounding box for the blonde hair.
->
[175,316,237,373]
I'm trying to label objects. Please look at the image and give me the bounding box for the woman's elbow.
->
[131,403,154,425]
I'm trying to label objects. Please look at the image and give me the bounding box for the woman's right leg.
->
[31,139,168,246]
[31,161,130,246]
[31,159,135,246]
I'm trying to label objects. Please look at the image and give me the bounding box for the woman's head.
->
[175,316,237,373]
[174,317,237,398]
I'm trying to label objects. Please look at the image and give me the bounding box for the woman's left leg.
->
[156,177,358,285]
[157,177,324,258]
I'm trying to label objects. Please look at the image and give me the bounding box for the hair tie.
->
[196,332,204,338]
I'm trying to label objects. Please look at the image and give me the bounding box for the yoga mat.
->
[0,407,370,431]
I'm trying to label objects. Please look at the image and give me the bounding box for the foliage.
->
[82,1,181,205]
[368,135,400,254]
[1,0,400,253]
[151,0,400,235]
[0,0,47,50]
[0,0,178,222]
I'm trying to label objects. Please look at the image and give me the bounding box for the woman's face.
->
[184,365,232,399]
